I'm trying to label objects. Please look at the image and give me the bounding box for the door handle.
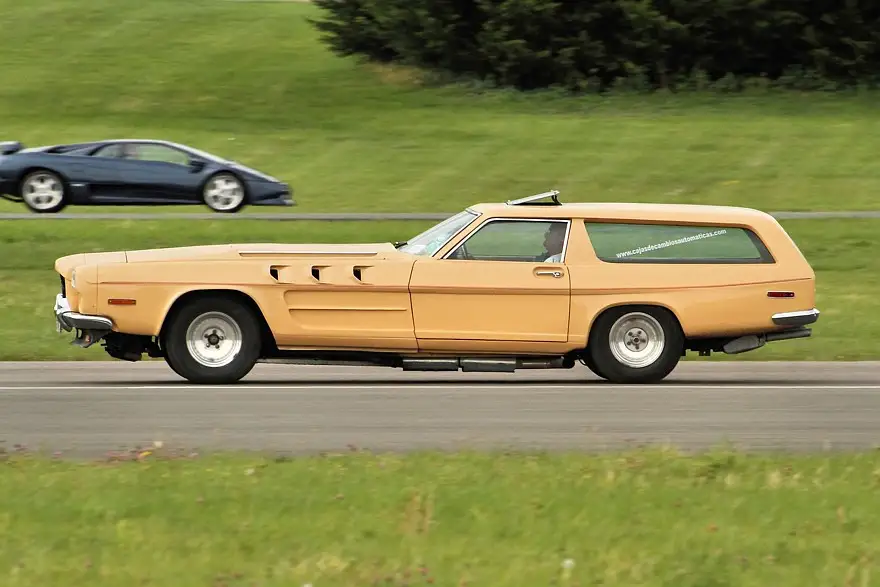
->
[535,270,563,278]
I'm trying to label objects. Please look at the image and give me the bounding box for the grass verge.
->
[2,217,876,361]
[2,447,880,586]
[1,0,880,214]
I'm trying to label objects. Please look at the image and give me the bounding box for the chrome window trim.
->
[440,217,572,262]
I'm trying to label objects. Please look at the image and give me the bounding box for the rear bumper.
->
[54,293,113,333]
[772,308,820,327]
[721,307,820,355]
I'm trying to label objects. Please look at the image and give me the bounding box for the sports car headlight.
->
[70,269,77,289]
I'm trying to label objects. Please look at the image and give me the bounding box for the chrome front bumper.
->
[54,293,113,334]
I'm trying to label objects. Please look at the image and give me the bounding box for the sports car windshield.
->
[398,209,479,257]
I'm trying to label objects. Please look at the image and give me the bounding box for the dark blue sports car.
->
[0,139,294,213]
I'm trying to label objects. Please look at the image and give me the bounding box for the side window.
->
[135,144,190,165]
[446,219,569,262]
[584,222,774,263]
[92,144,121,158]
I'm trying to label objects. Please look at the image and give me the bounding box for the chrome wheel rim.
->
[204,175,244,211]
[608,312,665,368]
[22,173,63,210]
[185,311,243,368]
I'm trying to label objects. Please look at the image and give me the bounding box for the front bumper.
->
[54,293,113,347]
[250,192,295,207]
[247,181,295,207]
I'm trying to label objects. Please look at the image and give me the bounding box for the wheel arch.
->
[199,169,250,205]
[584,301,685,347]
[158,288,276,353]
[17,165,71,190]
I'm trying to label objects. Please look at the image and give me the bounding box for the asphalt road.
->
[1,361,879,457]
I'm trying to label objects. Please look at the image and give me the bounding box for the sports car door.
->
[408,218,571,350]
[105,143,196,202]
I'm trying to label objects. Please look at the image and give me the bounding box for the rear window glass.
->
[584,222,773,263]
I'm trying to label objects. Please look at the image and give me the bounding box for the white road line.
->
[0,384,878,391]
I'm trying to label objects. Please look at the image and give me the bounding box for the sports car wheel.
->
[587,306,683,384]
[203,173,246,213]
[162,295,261,384]
[20,170,67,213]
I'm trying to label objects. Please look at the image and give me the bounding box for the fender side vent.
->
[269,267,279,280]
[311,266,321,281]
[353,267,362,281]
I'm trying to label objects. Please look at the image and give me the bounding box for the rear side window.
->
[584,222,774,263]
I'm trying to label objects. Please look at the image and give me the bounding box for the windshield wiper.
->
[393,241,407,248]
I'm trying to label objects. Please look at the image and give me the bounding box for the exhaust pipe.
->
[766,327,812,342]
[723,327,812,354]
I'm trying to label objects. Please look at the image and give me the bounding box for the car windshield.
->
[398,209,479,256]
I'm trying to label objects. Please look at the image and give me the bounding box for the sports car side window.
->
[136,145,190,166]
[446,219,569,262]
[93,144,121,158]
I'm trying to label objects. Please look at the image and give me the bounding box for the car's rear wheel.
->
[20,170,67,213]
[162,295,261,384]
[203,172,246,213]
[587,306,683,384]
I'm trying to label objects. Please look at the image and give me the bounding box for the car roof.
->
[55,139,195,151]
[96,139,188,149]
[53,139,225,162]
[467,192,774,225]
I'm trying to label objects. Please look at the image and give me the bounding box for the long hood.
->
[54,243,401,276]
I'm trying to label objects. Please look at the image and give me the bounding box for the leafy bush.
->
[309,0,880,91]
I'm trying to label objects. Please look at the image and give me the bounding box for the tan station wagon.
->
[53,191,820,384]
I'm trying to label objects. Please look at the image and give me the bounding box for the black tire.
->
[580,351,606,379]
[587,305,684,384]
[202,172,247,213]
[162,295,262,384]
[19,169,68,213]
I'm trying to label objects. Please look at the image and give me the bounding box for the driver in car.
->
[541,222,566,262]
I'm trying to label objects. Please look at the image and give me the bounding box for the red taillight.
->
[767,291,795,298]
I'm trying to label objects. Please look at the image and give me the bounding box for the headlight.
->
[70,269,77,289]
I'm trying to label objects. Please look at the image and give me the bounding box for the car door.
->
[107,143,200,203]
[260,250,420,352]
[408,217,572,351]
[64,144,125,201]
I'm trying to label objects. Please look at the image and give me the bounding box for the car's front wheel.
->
[203,172,246,213]
[587,306,683,384]
[162,295,262,384]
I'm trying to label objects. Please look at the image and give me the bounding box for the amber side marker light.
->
[767,291,795,298]
[108,298,137,305]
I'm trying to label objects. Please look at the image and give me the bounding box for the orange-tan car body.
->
[54,200,818,361]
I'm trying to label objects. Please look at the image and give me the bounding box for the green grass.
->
[2,448,880,586]
[3,217,877,361]
[2,0,880,215]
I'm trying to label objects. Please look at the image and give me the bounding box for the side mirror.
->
[189,158,206,172]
